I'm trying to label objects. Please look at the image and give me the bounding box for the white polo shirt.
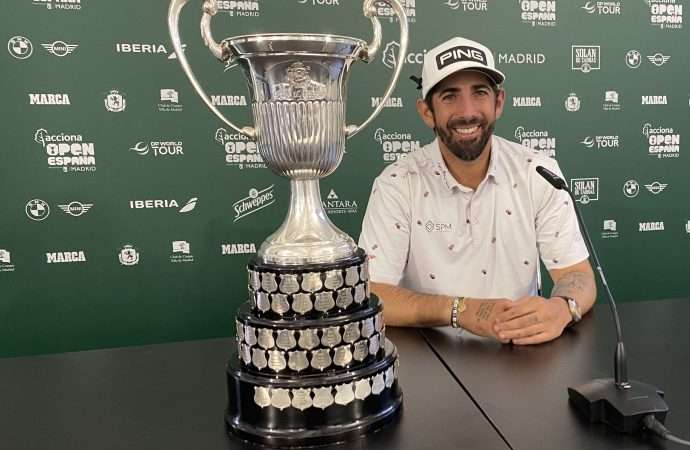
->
[358,135,589,300]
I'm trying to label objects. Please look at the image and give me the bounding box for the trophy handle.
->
[345,0,409,139]
[168,0,256,139]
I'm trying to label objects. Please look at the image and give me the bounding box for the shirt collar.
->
[428,136,503,193]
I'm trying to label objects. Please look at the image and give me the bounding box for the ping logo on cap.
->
[436,46,487,70]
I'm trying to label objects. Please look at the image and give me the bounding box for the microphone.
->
[536,165,669,433]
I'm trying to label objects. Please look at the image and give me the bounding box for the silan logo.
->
[497,52,546,65]
[32,0,81,10]
[639,221,665,232]
[371,96,403,108]
[642,95,668,105]
[129,141,184,158]
[647,0,683,30]
[571,177,599,204]
[374,127,421,163]
[216,0,260,16]
[116,43,168,54]
[58,201,93,217]
[515,126,555,157]
[34,128,96,173]
[41,40,78,57]
[572,45,600,73]
[46,251,86,264]
[581,1,621,15]
[211,94,248,106]
[322,189,358,215]
[29,93,70,106]
[374,0,416,23]
[512,96,542,107]
[519,0,557,27]
[642,123,680,158]
[222,242,257,255]
[233,186,276,222]
[445,0,489,12]
[603,90,621,111]
[215,127,265,169]
[129,198,198,213]
[580,135,619,149]
[381,41,425,69]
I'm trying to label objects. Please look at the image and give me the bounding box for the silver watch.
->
[556,295,582,325]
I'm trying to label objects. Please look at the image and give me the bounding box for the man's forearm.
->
[551,270,597,314]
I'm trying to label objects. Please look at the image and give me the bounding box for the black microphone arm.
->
[535,165,669,433]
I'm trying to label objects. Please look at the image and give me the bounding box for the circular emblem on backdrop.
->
[25,199,50,221]
[625,50,641,69]
[118,245,140,266]
[7,36,33,59]
[565,93,581,112]
[623,180,640,198]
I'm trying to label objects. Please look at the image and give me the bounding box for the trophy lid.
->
[223,33,367,59]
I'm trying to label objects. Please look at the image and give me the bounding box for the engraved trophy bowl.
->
[168,0,409,266]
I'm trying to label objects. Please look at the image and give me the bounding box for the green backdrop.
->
[1,0,689,357]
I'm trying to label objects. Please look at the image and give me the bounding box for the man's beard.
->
[436,117,495,162]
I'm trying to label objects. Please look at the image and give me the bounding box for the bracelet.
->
[450,296,466,328]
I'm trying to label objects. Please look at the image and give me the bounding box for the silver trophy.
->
[168,0,408,266]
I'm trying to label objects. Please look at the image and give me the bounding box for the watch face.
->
[567,298,582,321]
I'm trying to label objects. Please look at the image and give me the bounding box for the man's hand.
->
[493,296,572,345]
[462,298,514,343]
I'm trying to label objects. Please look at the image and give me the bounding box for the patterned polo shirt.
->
[358,135,589,300]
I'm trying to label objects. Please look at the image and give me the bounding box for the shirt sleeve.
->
[358,170,411,285]
[532,158,589,271]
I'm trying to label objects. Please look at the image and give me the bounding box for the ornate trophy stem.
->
[259,179,356,266]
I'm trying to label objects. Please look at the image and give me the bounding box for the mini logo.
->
[158,89,183,112]
[647,0,683,30]
[29,93,70,106]
[445,0,489,12]
[642,95,668,105]
[565,93,581,111]
[216,0,260,16]
[7,36,33,59]
[34,128,96,173]
[371,96,403,108]
[322,189,358,215]
[519,0,557,27]
[515,126,556,157]
[129,141,184,157]
[603,90,621,110]
[642,123,680,158]
[571,178,599,204]
[639,221,665,232]
[647,53,671,66]
[623,179,639,198]
[215,128,264,169]
[625,49,642,68]
[233,186,276,222]
[572,45,600,72]
[374,127,421,163]
[116,43,168,54]
[222,242,257,255]
[645,181,668,195]
[105,90,126,112]
[424,220,454,233]
[58,201,93,217]
[171,241,194,263]
[118,245,140,266]
[381,41,425,69]
[512,96,542,107]
[41,40,78,57]
[32,0,82,11]
[211,94,248,106]
[580,135,619,149]
[602,219,619,239]
[497,52,546,65]
[26,199,50,221]
[46,251,86,264]
[0,249,14,272]
[581,1,621,15]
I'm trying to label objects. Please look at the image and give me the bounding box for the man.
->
[359,37,596,345]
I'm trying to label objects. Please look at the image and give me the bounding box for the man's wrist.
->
[450,296,467,328]
[553,295,581,327]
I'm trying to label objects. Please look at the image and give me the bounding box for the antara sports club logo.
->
[34,128,96,173]
[322,189,358,215]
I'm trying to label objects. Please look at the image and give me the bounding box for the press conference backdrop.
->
[1,0,688,357]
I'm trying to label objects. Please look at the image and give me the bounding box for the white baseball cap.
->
[420,37,505,98]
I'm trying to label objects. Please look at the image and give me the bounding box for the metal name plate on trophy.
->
[168,0,408,446]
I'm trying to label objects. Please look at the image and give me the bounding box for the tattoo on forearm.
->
[552,272,591,298]
[476,302,495,322]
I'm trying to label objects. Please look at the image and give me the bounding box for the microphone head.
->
[536,165,567,190]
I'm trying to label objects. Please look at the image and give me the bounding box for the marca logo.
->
[512,96,542,107]
[116,43,169,54]
[129,198,198,213]
[570,177,599,204]
[159,89,183,112]
[623,179,640,198]
[41,40,77,57]
[642,95,667,105]
[222,242,257,255]
[374,0,416,23]
[581,1,621,15]
[7,36,33,59]
[381,41,425,69]
[639,222,665,232]
[211,95,248,106]
[647,0,683,30]
[602,219,619,239]
[58,201,93,217]
[603,90,621,111]
[565,93,581,111]
[497,52,546,65]
[0,249,15,272]
[519,0,557,27]
[374,127,421,163]
[515,126,555,157]
[216,0,260,16]
[647,53,671,66]
[233,186,276,222]
[104,90,126,112]
[445,0,489,12]
[425,220,454,233]
[129,141,184,157]
[118,245,140,266]
[32,0,81,11]
[34,128,96,173]
[580,135,619,149]
[323,189,358,215]
[642,123,680,158]
[645,181,668,195]
[572,45,600,72]
[29,93,70,106]
[46,251,86,264]
[171,241,194,263]
[215,127,265,169]
[26,199,50,221]
[371,97,403,108]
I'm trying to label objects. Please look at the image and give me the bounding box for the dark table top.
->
[0,327,508,450]
[421,298,690,450]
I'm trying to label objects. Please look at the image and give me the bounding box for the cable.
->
[642,414,690,446]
